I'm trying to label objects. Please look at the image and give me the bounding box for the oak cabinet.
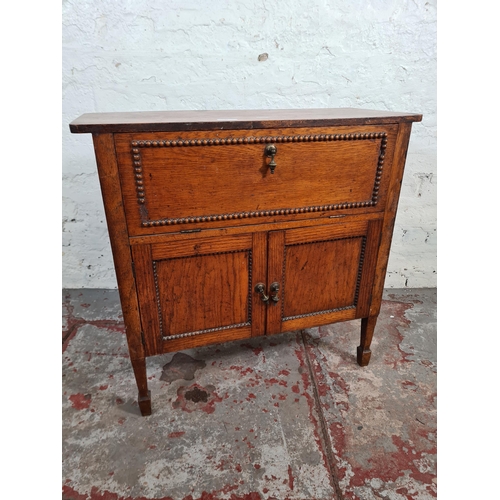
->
[70,108,422,415]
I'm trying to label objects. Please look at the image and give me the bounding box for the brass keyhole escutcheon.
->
[264,144,278,174]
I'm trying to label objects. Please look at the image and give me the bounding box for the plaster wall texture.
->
[62,0,436,289]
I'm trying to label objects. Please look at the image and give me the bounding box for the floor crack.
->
[301,330,344,500]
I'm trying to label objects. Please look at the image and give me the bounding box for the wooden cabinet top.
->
[69,108,422,134]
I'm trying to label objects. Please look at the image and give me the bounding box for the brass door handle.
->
[255,283,269,303]
[264,144,278,174]
[270,282,280,303]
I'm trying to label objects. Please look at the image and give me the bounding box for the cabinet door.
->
[266,219,382,334]
[132,233,267,355]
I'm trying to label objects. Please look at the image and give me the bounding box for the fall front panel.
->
[114,125,397,235]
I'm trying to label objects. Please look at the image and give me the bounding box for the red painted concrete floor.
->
[62,288,436,500]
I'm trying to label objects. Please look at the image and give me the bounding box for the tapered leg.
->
[130,357,151,416]
[357,316,377,366]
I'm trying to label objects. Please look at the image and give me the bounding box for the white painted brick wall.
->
[62,0,436,289]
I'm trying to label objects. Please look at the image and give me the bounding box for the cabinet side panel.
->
[369,122,414,316]
[92,133,144,360]
[356,218,383,317]
[131,244,162,355]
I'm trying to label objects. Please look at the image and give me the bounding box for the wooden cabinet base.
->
[70,108,421,415]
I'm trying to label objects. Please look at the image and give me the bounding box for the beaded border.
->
[161,322,251,341]
[281,235,367,322]
[130,132,388,226]
[152,249,253,341]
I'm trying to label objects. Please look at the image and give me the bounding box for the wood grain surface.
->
[70,108,422,133]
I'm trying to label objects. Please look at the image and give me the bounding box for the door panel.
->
[283,236,364,317]
[267,219,382,334]
[154,252,249,336]
[132,233,267,355]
